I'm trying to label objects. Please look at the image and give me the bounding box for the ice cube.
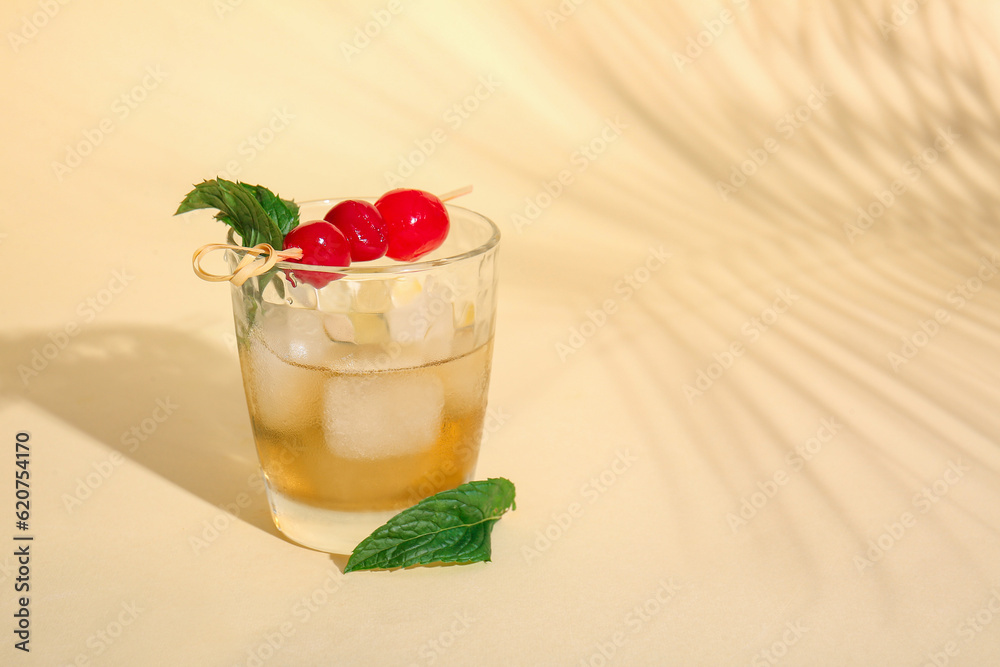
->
[385,277,456,348]
[390,276,423,307]
[285,277,318,309]
[385,306,428,344]
[349,313,389,345]
[260,276,285,304]
[454,301,475,329]
[316,279,353,312]
[436,344,490,415]
[323,313,355,343]
[451,326,476,358]
[355,280,392,312]
[422,304,454,364]
[322,371,444,460]
[257,304,332,367]
[244,339,322,433]
[332,341,427,374]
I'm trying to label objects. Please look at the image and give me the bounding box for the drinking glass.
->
[227,199,499,553]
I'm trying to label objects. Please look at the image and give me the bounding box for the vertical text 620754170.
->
[13,431,32,653]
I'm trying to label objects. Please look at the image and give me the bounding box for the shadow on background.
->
[0,325,285,541]
[493,3,1000,634]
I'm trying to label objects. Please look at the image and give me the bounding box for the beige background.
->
[3,1,1000,665]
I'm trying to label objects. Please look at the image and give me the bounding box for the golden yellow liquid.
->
[241,341,492,513]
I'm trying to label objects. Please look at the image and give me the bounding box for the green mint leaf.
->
[175,178,287,248]
[175,179,247,241]
[237,182,300,235]
[344,478,516,573]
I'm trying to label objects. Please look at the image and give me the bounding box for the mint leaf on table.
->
[344,478,516,573]
[174,178,295,248]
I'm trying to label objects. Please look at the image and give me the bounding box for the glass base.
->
[267,489,397,554]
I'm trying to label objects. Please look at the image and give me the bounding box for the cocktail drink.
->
[227,199,499,553]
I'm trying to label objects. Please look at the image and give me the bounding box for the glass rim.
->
[227,198,500,276]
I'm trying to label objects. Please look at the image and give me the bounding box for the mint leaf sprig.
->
[345,478,516,573]
[175,178,299,248]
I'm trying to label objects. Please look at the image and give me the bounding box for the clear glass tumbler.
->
[227,199,500,553]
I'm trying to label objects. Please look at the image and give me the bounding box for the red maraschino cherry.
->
[375,189,450,261]
[282,220,351,288]
[323,200,388,262]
